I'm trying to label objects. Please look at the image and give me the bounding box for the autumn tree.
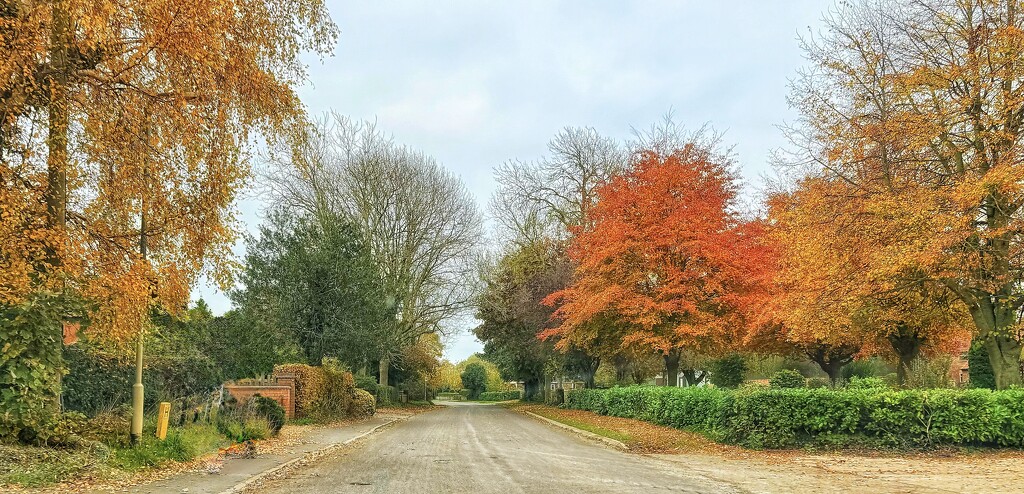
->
[1,0,337,341]
[474,239,570,400]
[781,0,1024,387]
[265,114,483,387]
[764,182,971,384]
[544,136,773,386]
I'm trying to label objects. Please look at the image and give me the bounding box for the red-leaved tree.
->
[542,141,773,385]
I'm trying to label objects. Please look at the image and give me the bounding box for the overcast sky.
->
[194,0,833,363]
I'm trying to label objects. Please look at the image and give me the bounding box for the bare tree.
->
[264,112,483,386]
[491,126,625,243]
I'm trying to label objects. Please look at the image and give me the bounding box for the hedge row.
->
[565,386,1024,449]
[478,391,521,401]
[273,359,364,420]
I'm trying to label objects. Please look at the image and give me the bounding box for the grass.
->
[0,420,229,489]
[534,411,632,443]
[507,402,730,454]
[0,443,107,488]
[108,423,227,471]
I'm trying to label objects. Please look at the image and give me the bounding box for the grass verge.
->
[506,402,731,454]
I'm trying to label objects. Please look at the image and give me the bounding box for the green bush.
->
[769,370,805,389]
[806,377,832,389]
[0,296,67,444]
[111,423,226,470]
[460,363,488,399]
[478,391,521,401]
[846,376,889,390]
[216,413,270,443]
[565,385,1024,449]
[248,396,285,435]
[968,343,996,389]
[354,375,379,395]
[709,354,747,389]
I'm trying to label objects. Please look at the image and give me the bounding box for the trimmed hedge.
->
[478,391,521,401]
[565,386,1024,449]
[272,359,356,420]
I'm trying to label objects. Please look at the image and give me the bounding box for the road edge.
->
[218,416,402,494]
[522,410,628,451]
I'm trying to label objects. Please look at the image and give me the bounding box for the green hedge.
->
[478,391,521,401]
[565,386,1024,449]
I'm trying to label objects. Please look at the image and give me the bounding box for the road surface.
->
[252,402,738,493]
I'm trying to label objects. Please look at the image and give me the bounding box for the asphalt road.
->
[253,402,738,494]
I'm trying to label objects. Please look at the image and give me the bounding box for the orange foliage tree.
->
[765,180,971,383]
[543,139,773,385]
[782,0,1023,387]
[0,0,337,343]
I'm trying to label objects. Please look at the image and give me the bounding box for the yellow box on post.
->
[156,402,171,440]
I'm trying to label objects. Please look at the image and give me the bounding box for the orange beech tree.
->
[783,0,1024,387]
[765,181,971,384]
[543,139,774,385]
[0,0,337,342]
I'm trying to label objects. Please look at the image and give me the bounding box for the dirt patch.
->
[511,403,1024,493]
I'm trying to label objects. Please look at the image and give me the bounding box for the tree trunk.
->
[663,351,681,387]
[612,354,629,384]
[805,343,857,384]
[45,0,70,258]
[523,376,541,402]
[887,326,923,387]
[966,297,1024,389]
[378,358,390,388]
[985,337,1023,389]
[582,357,599,389]
[681,369,705,387]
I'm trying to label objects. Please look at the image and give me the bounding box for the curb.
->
[219,416,401,494]
[523,410,628,451]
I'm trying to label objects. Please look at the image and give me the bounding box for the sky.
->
[194,0,833,363]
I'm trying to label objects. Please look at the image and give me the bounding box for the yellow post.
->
[156,402,170,440]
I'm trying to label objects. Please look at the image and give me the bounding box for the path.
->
[250,402,737,493]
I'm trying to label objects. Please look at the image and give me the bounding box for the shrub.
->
[349,389,376,417]
[841,358,892,380]
[846,376,889,390]
[0,296,66,444]
[478,391,521,401]
[709,354,747,389]
[769,370,805,389]
[967,343,996,389]
[806,377,832,389]
[905,356,954,389]
[216,412,270,443]
[111,422,226,470]
[274,360,356,420]
[460,363,488,399]
[310,358,355,420]
[273,363,324,418]
[564,385,1024,449]
[248,396,285,435]
[354,374,379,395]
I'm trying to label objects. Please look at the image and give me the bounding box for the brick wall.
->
[225,384,295,419]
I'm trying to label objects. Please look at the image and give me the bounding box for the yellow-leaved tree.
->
[1,0,337,342]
